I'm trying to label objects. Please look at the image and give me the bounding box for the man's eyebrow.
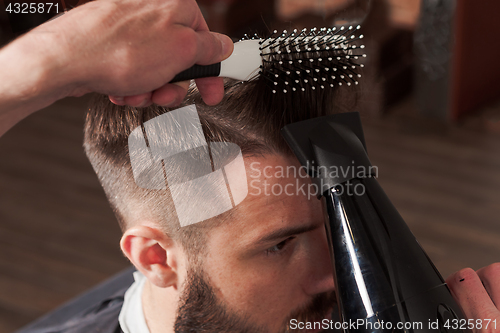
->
[255,222,323,245]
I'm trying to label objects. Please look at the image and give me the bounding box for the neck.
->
[142,280,180,333]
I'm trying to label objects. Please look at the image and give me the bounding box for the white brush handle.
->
[169,39,262,83]
[219,39,262,81]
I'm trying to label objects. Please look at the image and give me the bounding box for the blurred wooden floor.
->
[1,95,500,332]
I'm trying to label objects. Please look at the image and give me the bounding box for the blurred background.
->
[1,0,500,332]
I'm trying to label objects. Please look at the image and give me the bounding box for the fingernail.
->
[217,34,234,60]
[164,99,177,108]
[109,96,125,105]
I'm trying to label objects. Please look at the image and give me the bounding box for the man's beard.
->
[174,267,336,333]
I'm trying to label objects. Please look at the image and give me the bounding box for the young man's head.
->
[84,79,354,332]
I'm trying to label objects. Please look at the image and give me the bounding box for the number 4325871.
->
[5,3,59,14]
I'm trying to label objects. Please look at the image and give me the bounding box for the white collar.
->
[119,271,151,333]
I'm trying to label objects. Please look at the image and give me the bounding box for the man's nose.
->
[303,226,336,295]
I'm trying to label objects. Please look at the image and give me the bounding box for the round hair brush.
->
[170,26,366,93]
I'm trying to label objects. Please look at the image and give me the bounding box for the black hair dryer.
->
[282,112,469,333]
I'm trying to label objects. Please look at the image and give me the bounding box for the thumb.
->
[195,32,233,65]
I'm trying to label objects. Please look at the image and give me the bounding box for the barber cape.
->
[18,271,150,333]
[18,288,126,333]
[18,271,151,333]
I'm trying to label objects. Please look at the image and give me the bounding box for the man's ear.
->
[120,225,182,289]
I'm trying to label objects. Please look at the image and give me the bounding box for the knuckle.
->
[200,32,222,60]
[206,33,222,61]
[481,262,500,278]
[175,30,198,64]
[458,267,477,279]
[107,49,135,83]
[167,0,182,11]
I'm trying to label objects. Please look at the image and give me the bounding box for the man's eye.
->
[265,238,293,256]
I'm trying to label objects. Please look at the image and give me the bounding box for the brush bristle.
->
[240,26,365,94]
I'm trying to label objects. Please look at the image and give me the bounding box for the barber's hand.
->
[446,263,500,332]
[34,0,233,107]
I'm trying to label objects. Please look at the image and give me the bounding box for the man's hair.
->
[83,79,356,258]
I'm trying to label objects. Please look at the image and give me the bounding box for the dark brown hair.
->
[83,78,356,257]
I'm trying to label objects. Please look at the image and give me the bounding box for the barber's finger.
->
[477,263,500,308]
[195,77,224,105]
[123,92,153,108]
[446,268,498,319]
[195,31,233,65]
[151,81,190,107]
